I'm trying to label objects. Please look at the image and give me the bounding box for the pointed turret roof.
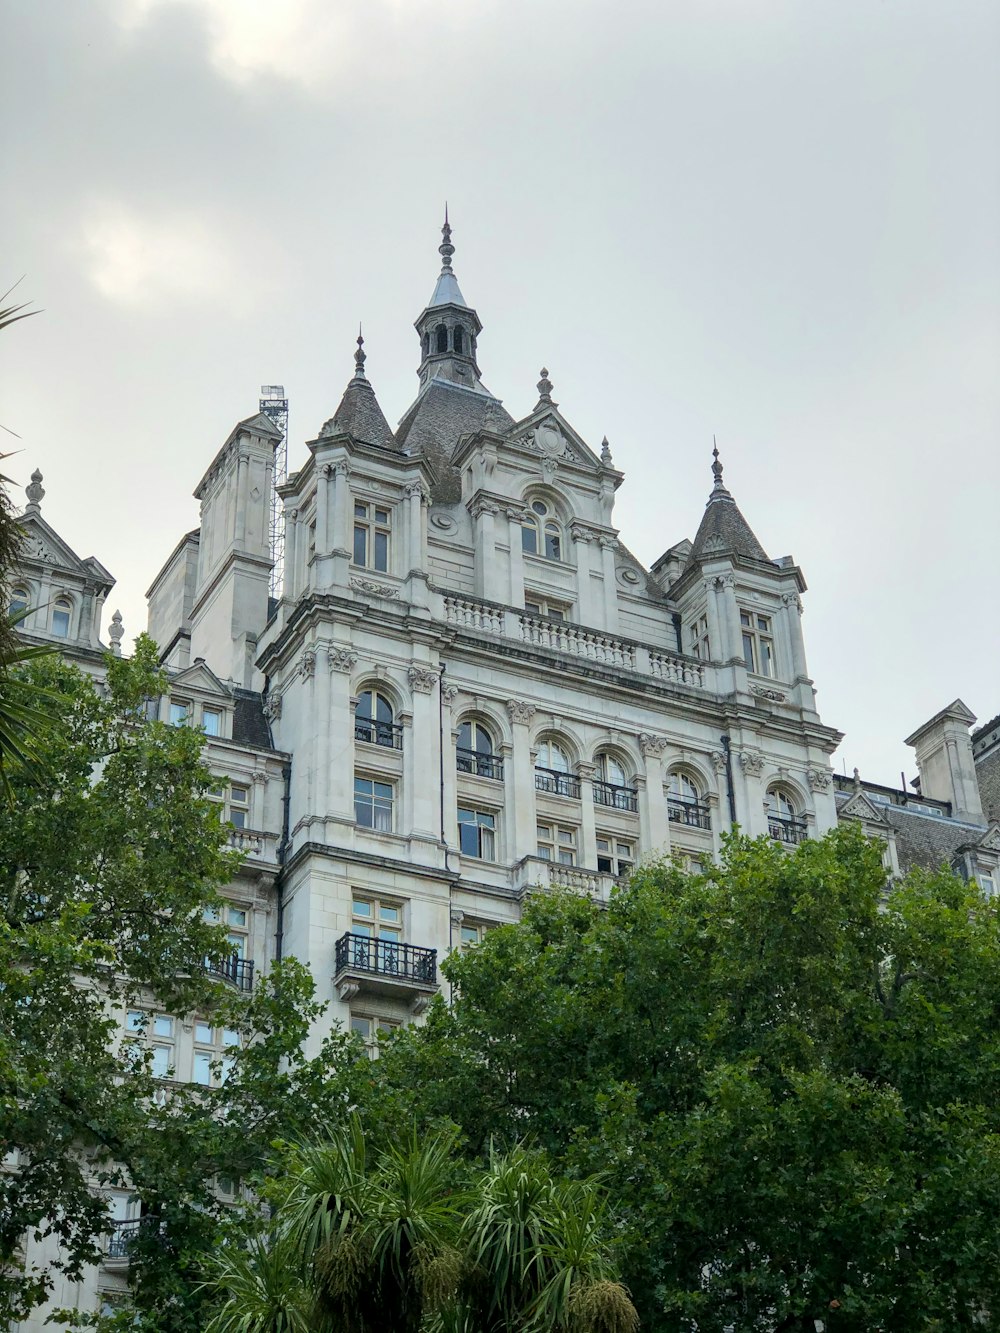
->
[321,331,397,450]
[689,445,770,563]
[427,206,468,308]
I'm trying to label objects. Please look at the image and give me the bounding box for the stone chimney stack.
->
[905,699,984,821]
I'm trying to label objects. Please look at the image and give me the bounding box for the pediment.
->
[235,411,284,441]
[838,791,888,824]
[169,660,231,696]
[978,822,1000,853]
[506,409,606,474]
[17,514,93,578]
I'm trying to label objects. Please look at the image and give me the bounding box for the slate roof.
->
[233,688,273,750]
[396,380,514,503]
[976,749,1000,824]
[882,806,985,873]
[321,375,397,451]
[689,489,770,564]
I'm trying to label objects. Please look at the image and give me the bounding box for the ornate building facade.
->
[9,219,999,1326]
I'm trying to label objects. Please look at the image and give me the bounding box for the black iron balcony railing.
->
[355,719,403,750]
[204,953,255,992]
[105,1218,156,1261]
[768,816,808,845]
[335,932,437,985]
[668,799,712,831]
[535,768,581,799]
[593,780,638,813]
[456,747,504,781]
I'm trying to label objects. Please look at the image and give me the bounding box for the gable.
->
[506,409,608,475]
[17,514,96,579]
[169,660,232,696]
[838,791,888,824]
[978,823,1000,853]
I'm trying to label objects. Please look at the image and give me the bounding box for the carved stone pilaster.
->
[469,496,500,520]
[598,534,618,552]
[441,683,459,705]
[738,750,765,776]
[782,591,804,613]
[407,665,440,694]
[299,649,316,679]
[638,732,668,758]
[263,694,282,722]
[506,699,536,726]
[807,767,832,792]
[327,646,358,673]
[570,522,594,545]
[710,750,728,774]
[250,770,269,786]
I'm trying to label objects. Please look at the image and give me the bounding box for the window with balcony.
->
[535,738,580,798]
[355,776,394,832]
[766,787,807,844]
[740,609,775,677]
[352,895,402,946]
[456,719,503,781]
[51,596,72,638]
[202,902,254,990]
[521,499,562,561]
[355,689,401,749]
[667,772,712,830]
[353,501,391,572]
[537,822,577,865]
[593,752,638,812]
[596,835,634,876]
[458,806,496,860]
[524,595,569,622]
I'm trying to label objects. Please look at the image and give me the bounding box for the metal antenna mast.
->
[260,384,289,598]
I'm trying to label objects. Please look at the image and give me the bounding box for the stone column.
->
[312,643,333,819]
[735,748,767,836]
[284,507,299,601]
[506,508,526,608]
[407,666,441,843]
[571,525,595,625]
[703,579,722,661]
[782,591,808,681]
[297,648,318,819]
[506,699,537,860]
[326,646,358,827]
[316,465,331,555]
[718,572,740,663]
[472,499,500,601]
[330,460,351,588]
[442,685,460,852]
[638,734,670,855]
[598,535,619,633]
[576,763,598,871]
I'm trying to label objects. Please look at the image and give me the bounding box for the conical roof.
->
[320,333,397,450]
[689,448,769,563]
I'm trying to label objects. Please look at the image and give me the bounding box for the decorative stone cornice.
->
[638,732,668,757]
[327,646,358,674]
[506,699,536,726]
[407,665,440,694]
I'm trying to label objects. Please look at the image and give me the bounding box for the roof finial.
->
[353,325,367,380]
[600,435,612,465]
[108,609,124,657]
[709,436,731,499]
[25,468,44,512]
[852,766,862,793]
[537,367,553,403]
[439,205,455,273]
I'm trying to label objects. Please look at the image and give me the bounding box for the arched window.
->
[422,332,430,358]
[667,771,711,830]
[435,323,448,354]
[457,719,502,781]
[8,587,28,619]
[51,597,71,638]
[535,738,579,797]
[594,752,637,812]
[355,689,400,749]
[766,787,806,844]
[453,326,465,355]
[521,500,562,561]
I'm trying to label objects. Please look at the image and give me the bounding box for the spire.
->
[319,328,397,450]
[428,206,468,308]
[688,443,770,563]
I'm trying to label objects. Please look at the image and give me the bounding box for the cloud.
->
[75,199,283,311]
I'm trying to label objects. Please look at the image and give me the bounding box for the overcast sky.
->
[2,0,998,785]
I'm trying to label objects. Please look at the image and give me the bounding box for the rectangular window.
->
[537,822,577,865]
[193,1051,212,1086]
[350,1012,400,1058]
[169,700,190,727]
[201,707,222,737]
[739,609,774,678]
[690,614,709,660]
[596,836,634,876]
[209,782,250,829]
[151,1044,172,1079]
[353,501,391,574]
[458,807,496,860]
[979,872,995,896]
[351,896,402,942]
[524,596,568,622]
[460,921,492,949]
[354,776,394,831]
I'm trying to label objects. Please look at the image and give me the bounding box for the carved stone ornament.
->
[441,683,459,705]
[263,694,282,722]
[404,480,430,501]
[711,750,728,774]
[782,592,804,613]
[505,506,529,523]
[541,458,558,483]
[407,665,440,694]
[250,770,269,786]
[469,496,500,520]
[535,421,567,459]
[506,698,536,726]
[350,577,399,599]
[598,534,618,552]
[327,646,358,674]
[299,649,317,679]
[719,572,737,589]
[638,732,668,757]
[332,459,351,479]
[569,522,593,544]
[807,767,832,792]
[739,749,765,776]
[750,684,787,702]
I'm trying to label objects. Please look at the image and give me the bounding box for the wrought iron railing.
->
[354,719,403,749]
[668,799,712,831]
[768,816,807,845]
[593,780,638,812]
[204,953,255,992]
[335,933,437,985]
[456,747,504,781]
[105,1219,148,1261]
[535,768,581,799]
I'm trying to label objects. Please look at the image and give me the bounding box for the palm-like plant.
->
[200,1232,317,1333]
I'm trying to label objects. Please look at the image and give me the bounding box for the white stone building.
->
[8,218,999,1326]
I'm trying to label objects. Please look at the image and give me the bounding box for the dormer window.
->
[51,597,71,638]
[521,500,562,561]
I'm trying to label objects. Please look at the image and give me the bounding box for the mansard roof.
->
[397,379,514,503]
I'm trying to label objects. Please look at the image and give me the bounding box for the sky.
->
[2,0,998,786]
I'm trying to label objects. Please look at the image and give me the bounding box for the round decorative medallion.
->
[536,423,564,458]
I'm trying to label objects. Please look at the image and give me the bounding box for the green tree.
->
[372,828,1000,1331]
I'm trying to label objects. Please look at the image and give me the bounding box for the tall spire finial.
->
[25,468,44,512]
[439,205,455,273]
[353,325,367,380]
[710,436,730,498]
